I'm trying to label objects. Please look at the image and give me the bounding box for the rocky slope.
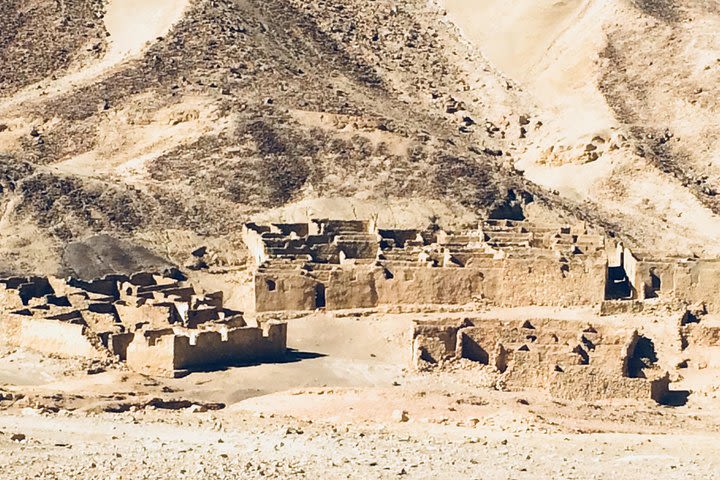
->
[442,0,720,256]
[0,0,718,274]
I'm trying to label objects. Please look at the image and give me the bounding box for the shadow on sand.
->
[175,348,327,376]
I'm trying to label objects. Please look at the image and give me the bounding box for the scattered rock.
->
[391,410,409,423]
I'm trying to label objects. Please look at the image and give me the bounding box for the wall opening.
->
[627,336,658,378]
[266,279,277,291]
[560,264,569,278]
[647,268,661,298]
[460,333,489,364]
[315,283,326,309]
[605,266,631,299]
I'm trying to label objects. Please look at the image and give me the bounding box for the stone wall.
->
[255,273,319,312]
[256,253,606,312]
[548,367,670,402]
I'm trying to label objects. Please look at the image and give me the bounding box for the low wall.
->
[115,303,176,328]
[126,322,287,376]
[548,367,670,402]
[412,319,469,365]
[411,318,666,402]
[0,316,102,359]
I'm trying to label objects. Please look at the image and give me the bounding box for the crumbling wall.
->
[254,273,319,312]
[412,319,469,365]
[115,303,176,329]
[375,267,484,306]
[497,256,607,306]
[126,330,176,376]
[623,249,720,311]
[0,286,26,311]
[248,219,610,312]
[0,316,102,359]
[412,318,667,402]
[256,254,606,312]
[326,269,378,309]
[548,367,670,402]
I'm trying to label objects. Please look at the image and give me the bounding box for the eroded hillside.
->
[442,0,720,256]
[0,0,718,274]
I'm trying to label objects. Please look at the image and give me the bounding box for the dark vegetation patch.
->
[17,173,153,237]
[431,155,499,212]
[598,34,720,216]
[0,0,106,96]
[631,0,681,22]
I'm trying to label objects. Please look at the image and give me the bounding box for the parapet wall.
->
[126,321,287,377]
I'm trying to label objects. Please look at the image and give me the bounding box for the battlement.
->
[126,321,287,377]
[0,271,287,375]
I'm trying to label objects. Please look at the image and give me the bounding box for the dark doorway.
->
[460,333,489,364]
[315,283,326,309]
[605,266,631,299]
[627,336,658,378]
[647,268,661,298]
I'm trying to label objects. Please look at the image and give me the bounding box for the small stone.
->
[465,418,480,427]
[391,410,409,423]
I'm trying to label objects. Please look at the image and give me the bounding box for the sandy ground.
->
[1,410,719,480]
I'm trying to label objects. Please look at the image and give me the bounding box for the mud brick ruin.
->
[615,247,720,310]
[244,218,720,313]
[243,219,608,312]
[2,217,719,402]
[0,273,286,377]
[241,218,720,403]
[412,318,670,403]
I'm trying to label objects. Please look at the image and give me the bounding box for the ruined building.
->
[243,219,608,312]
[411,317,670,403]
[0,273,286,377]
[244,218,720,314]
[618,247,720,311]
